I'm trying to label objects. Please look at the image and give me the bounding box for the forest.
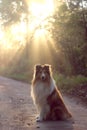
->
[0,0,87,101]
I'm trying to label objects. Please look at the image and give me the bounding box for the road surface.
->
[0,76,87,130]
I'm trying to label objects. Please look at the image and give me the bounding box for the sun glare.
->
[27,0,55,31]
[25,0,56,65]
[0,21,27,50]
[35,28,46,37]
[11,22,26,44]
[28,0,55,41]
[30,0,54,17]
[0,0,55,48]
[0,0,57,66]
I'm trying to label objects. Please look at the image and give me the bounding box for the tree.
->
[0,0,28,26]
[51,1,87,75]
[65,0,87,37]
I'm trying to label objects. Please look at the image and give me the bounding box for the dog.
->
[31,64,72,122]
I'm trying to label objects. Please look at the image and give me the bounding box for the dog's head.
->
[34,64,52,82]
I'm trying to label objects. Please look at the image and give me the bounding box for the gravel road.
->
[0,76,87,130]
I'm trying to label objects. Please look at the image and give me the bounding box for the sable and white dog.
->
[31,64,72,122]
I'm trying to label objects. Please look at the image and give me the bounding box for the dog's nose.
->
[41,73,46,80]
[42,76,45,80]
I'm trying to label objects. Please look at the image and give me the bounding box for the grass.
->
[7,73,30,83]
[0,69,33,83]
[0,65,87,96]
[54,73,87,93]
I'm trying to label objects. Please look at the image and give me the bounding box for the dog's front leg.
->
[36,105,50,122]
[36,109,45,122]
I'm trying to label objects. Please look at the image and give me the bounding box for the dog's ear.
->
[44,64,52,71]
[48,65,52,72]
[34,64,42,71]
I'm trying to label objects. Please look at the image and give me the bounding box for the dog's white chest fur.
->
[31,79,55,105]
[31,79,55,121]
[31,82,49,105]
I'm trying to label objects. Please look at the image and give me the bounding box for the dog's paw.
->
[36,116,39,119]
[36,116,43,122]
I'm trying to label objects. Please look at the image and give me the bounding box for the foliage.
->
[0,0,87,85]
[54,73,87,93]
[51,1,87,76]
[0,0,28,26]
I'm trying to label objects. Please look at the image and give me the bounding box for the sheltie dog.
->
[31,64,72,122]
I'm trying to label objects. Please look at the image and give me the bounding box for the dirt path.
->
[0,76,87,130]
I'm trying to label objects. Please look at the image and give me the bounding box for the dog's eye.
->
[46,70,50,75]
[39,70,42,74]
[36,70,39,75]
[36,70,42,74]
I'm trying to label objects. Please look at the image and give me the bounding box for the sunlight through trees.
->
[0,0,87,80]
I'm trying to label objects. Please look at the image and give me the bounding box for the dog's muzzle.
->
[41,76,45,81]
[41,73,46,81]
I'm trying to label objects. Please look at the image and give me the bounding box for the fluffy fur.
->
[31,64,72,122]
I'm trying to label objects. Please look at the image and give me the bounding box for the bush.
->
[54,73,87,93]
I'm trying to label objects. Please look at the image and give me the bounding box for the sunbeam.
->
[0,0,57,72]
[24,0,57,65]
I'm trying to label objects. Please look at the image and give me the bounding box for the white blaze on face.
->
[41,71,46,80]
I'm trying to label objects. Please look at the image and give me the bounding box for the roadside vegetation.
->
[0,0,87,103]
